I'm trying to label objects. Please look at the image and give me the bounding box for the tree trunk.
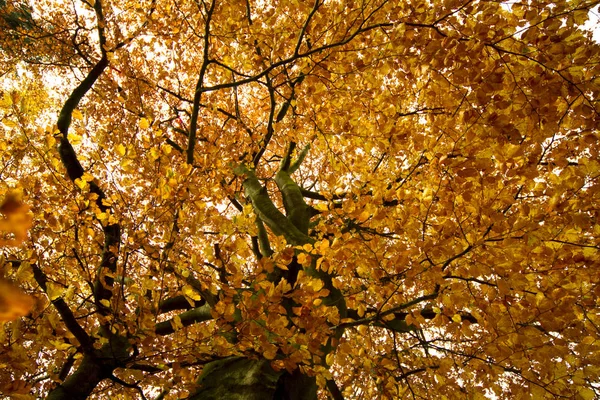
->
[45,354,112,400]
[187,357,317,400]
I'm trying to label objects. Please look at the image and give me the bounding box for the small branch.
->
[29,263,94,351]
[187,0,216,164]
[394,366,438,382]
[252,74,277,167]
[294,0,320,56]
[440,245,473,272]
[164,137,184,153]
[58,351,76,381]
[336,292,439,330]
[544,239,599,250]
[227,194,244,212]
[108,374,148,400]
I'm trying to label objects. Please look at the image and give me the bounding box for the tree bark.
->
[46,354,112,400]
[187,357,317,400]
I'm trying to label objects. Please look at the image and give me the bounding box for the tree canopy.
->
[0,0,599,398]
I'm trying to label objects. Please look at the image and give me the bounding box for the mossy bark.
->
[188,357,317,400]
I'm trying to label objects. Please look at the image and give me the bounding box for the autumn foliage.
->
[0,0,599,398]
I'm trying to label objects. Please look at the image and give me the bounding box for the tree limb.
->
[187,0,216,164]
[29,262,94,351]
[154,304,213,336]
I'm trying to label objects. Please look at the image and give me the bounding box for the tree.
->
[0,0,599,398]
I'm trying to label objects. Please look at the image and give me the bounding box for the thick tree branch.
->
[234,164,313,246]
[54,0,120,323]
[154,304,213,336]
[46,353,111,400]
[163,264,217,307]
[56,56,108,136]
[326,379,345,400]
[300,188,344,201]
[158,295,205,314]
[56,0,108,137]
[256,217,274,258]
[275,148,312,234]
[47,335,132,400]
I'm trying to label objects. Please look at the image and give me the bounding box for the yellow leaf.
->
[325,353,334,366]
[139,118,150,129]
[277,262,288,271]
[573,10,588,25]
[170,315,183,331]
[316,239,330,253]
[67,132,82,145]
[72,109,83,120]
[357,304,366,318]
[119,159,133,171]
[225,302,236,317]
[309,279,324,292]
[11,394,35,400]
[578,388,595,400]
[452,314,462,323]
[64,285,76,302]
[0,191,32,246]
[149,147,160,161]
[297,252,308,265]
[46,282,64,301]
[49,340,73,351]
[74,178,88,190]
[15,261,33,282]
[583,247,595,258]
[316,257,327,272]
[357,210,370,222]
[535,292,545,305]
[0,280,33,322]
[314,203,328,211]
[0,92,12,107]
[381,359,396,370]
[2,119,17,128]
[116,143,126,156]
[182,285,201,301]
[562,228,580,242]
[262,344,277,360]
[100,299,111,308]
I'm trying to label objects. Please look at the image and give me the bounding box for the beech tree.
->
[1,0,599,398]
